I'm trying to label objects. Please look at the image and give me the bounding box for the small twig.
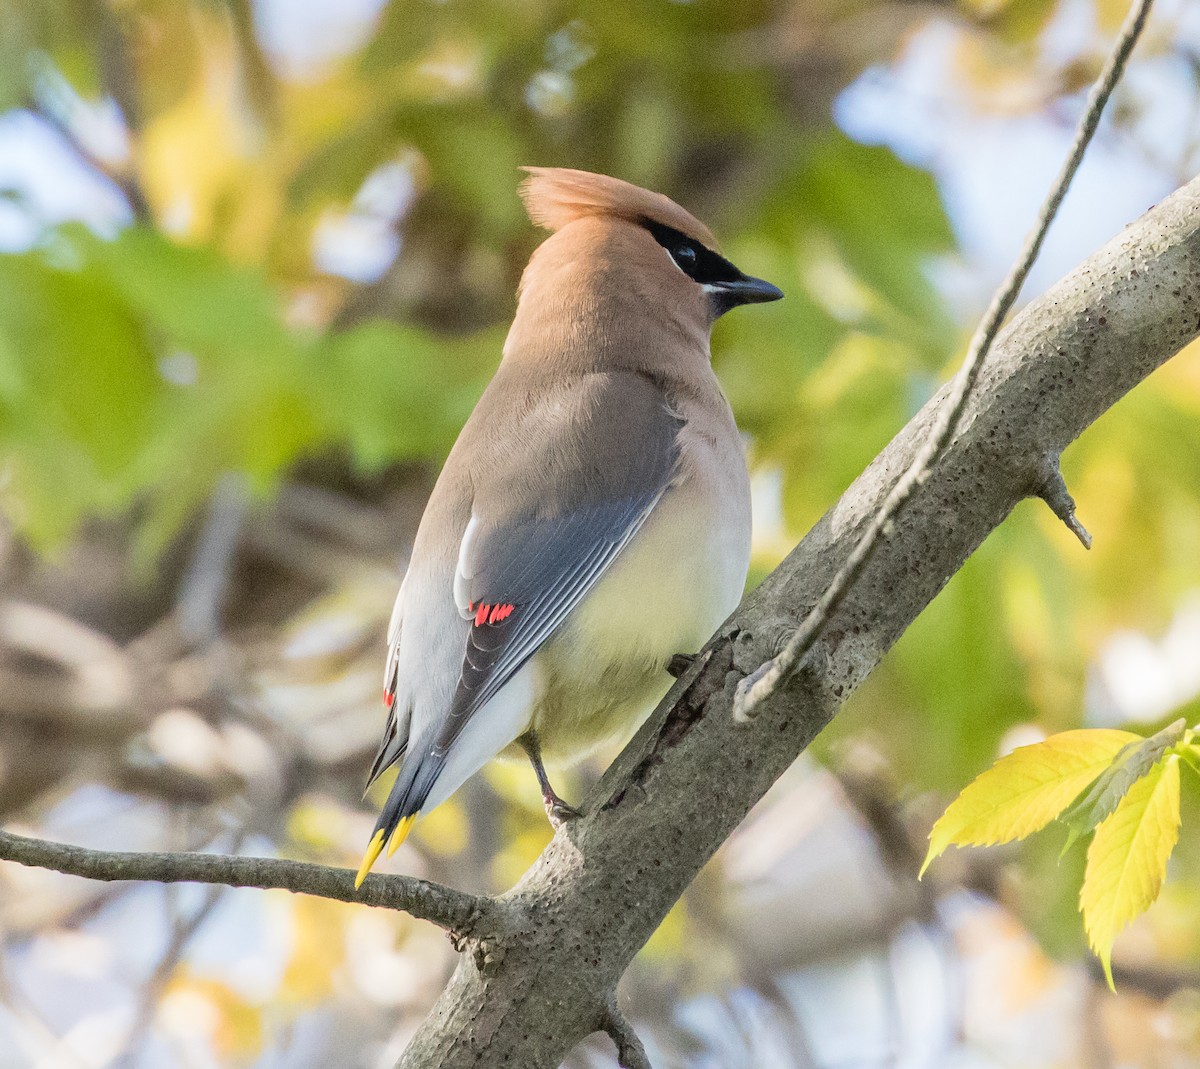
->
[226,0,280,128]
[734,0,1154,721]
[1036,455,1093,548]
[601,995,653,1069]
[0,600,136,724]
[0,830,491,937]
[25,93,151,223]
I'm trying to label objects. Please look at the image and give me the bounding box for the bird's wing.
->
[374,369,683,822]
[443,494,665,753]
[443,370,683,744]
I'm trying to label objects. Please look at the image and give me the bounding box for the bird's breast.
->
[532,418,751,762]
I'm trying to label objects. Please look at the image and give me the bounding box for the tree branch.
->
[601,996,653,1069]
[733,0,1153,718]
[1,174,1196,1069]
[0,830,490,937]
[395,171,1200,1066]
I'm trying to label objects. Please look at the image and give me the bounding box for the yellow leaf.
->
[922,729,1139,875]
[1095,0,1132,33]
[1081,756,1181,989]
[491,825,553,889]
[642,898,689,961]
[280,895,347,1004]
[1060,718,1186,851]
[163,971,264,1060]
[138,13,247,241]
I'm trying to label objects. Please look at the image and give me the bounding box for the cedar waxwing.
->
[356,167,781,885]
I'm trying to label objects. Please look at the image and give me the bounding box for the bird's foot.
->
[520,731,583,828]
[544,791,583,829]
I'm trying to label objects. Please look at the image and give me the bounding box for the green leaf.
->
[84,226,293,356]
[1060,718,1187,854]
[922,729,1140,876]
[787,133,956,343]
[1080,755,1181,989]
[317,321,497,468]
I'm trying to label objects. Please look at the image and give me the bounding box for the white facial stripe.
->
[663,247,691,277]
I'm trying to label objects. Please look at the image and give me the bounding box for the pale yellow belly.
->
[525,470,750,765]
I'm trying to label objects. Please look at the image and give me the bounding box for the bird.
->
[356,167,782,886]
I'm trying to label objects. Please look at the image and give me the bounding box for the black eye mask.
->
[640,218,744,286]
[638,216,784,316]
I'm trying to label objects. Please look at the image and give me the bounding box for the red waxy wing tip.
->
[470,602,517,627]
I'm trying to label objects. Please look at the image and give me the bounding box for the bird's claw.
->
[545,796,583,828]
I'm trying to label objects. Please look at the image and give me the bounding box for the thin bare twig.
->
[601,996,653,1069]
[1036,454,1093,548]
[734,0,1155,720]
[25,95,151,222]
[0,830,490,937]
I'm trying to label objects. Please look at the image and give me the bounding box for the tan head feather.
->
[519,167,718,250]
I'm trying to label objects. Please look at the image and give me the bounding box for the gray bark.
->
[0,828,489,933]
[396,175,1200,1067]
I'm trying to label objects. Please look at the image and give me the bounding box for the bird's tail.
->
[355,815,416,887]
[354,747,444,888]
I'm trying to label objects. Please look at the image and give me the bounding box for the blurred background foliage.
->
[1,0,1200,1066]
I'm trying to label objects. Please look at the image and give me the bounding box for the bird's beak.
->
[712,274,784,306]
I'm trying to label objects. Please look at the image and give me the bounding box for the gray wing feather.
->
[371,369,683,829]
[433,494,664,757]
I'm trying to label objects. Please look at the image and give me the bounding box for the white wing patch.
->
[371,570,411,789]
[381,570,409,720]
[453,515,481,619]
[386,572,408,647]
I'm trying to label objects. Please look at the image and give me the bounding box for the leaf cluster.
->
[924,720,1194,986]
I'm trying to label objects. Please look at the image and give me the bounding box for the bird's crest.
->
[519,167,718,250]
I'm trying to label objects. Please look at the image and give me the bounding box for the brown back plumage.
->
[519,167,718,250]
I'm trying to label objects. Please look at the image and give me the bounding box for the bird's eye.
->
[674,245,697,264]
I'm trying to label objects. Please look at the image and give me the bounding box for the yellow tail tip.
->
[386,813,418,858]
[354,829,386,889]
[354,815,419,888]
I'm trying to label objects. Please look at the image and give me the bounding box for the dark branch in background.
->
[225,0,281,128]
[24,4,152,222]
[0,830,490,938]
[175,472,250,646]
[118,880,228,1067]
[26,88,153,223]
[733,0,1154,719]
